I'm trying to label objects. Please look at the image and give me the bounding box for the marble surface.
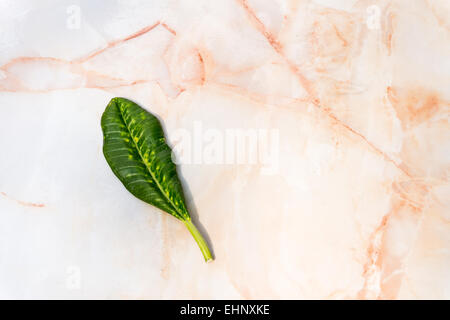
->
[0,0,449,299]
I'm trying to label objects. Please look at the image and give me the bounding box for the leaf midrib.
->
[119,105,185,220]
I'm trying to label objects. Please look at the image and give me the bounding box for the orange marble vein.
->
[0,22,180,94]
[236,0,413,180]
[161,22,177,36]
[357,214,389,299]
[75,21,161,63]
[0,192,45,208]
[236,0,320,105]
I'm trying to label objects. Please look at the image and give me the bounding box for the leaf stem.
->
[183,219,213,263]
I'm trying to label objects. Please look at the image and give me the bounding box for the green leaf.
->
[101,97,213,262]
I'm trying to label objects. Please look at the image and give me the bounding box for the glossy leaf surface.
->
[101,97,213,262]
[101,97,189,221]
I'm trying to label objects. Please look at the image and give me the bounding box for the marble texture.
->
[0,0,449,299]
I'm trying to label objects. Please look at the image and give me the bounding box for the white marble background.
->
[0,0,449,299]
